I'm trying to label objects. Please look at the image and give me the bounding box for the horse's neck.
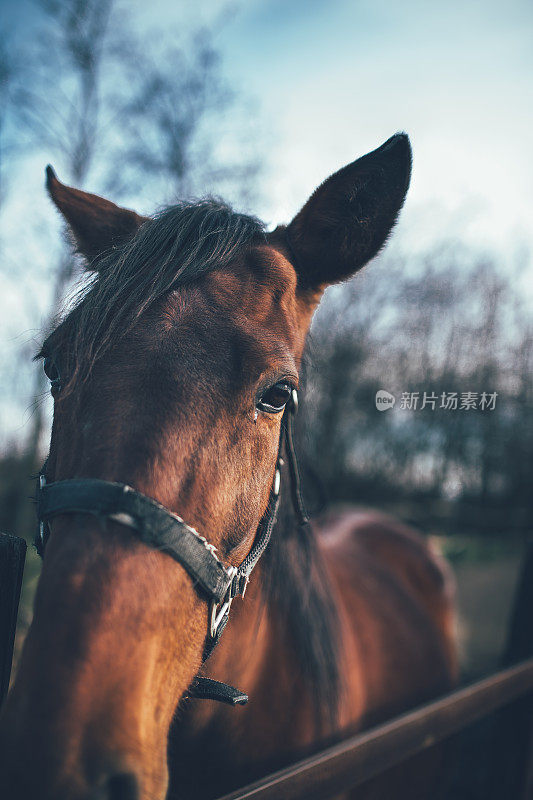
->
[204,495,303,698]
[177,489,346,751]
[189,515,345,745]
[203,564,285,698]
[180,563,324,765]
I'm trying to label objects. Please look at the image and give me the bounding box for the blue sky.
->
[3,0,533,247]
[1,0,532,441]
[150,0,533,255]
[2,0,533,252]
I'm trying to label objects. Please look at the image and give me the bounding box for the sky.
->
[3,0,533,245]
[144,0,533,256]
[1,0,532,442]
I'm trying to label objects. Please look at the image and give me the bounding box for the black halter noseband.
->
[35,391,308,707]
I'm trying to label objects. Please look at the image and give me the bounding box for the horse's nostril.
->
[98,772,140,800]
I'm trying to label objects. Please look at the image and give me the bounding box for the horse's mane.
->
[262,437,342,729]
[44,198,341,724]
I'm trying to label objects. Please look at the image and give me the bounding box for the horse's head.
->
[0,134,411,799]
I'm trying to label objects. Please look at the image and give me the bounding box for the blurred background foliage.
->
[301,244,532,530]
[0,0,531,694]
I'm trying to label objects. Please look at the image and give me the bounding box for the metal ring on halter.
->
[210,565,237,638]
[291,388,298,413]
[39,474,47,548]
[273,467,281,496]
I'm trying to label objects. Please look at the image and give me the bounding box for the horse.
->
[0,133,457,800]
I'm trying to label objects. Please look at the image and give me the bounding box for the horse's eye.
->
[43,357,61,391]
[257,382,292,414]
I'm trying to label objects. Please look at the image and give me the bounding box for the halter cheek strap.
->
[35,392,307,707]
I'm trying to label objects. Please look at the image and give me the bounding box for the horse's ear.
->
[46,166,147,266]
[285,134,412,289]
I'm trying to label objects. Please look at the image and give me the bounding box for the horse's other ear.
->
[45,166,147,266]
[285,133,411,289]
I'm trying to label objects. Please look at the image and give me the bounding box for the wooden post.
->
[0,533,27,706]
[490,540,533,799]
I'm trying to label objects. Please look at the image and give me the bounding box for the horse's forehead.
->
[141,246,303,387]
[43,246,304,377]
[205,244,300,329]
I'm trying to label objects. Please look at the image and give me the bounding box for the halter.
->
[35,391,308,707]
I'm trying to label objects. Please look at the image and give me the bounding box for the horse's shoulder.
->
[316,507,454,604]
[316,507,458,683]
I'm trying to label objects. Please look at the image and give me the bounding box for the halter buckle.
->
[210,565,237,639]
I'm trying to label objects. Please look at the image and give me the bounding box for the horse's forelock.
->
[47,199,265,395]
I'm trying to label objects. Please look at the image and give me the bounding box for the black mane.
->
[263,431,342,730]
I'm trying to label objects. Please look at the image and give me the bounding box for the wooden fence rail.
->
[215,657,533,800]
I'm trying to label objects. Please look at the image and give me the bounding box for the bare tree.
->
[301,245,533,532]
[6,0,260,453]
[0,40,14,211]
[106,29,261,205]
[9,0,117,463]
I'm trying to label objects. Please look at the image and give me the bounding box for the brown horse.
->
[0,134,456,800]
